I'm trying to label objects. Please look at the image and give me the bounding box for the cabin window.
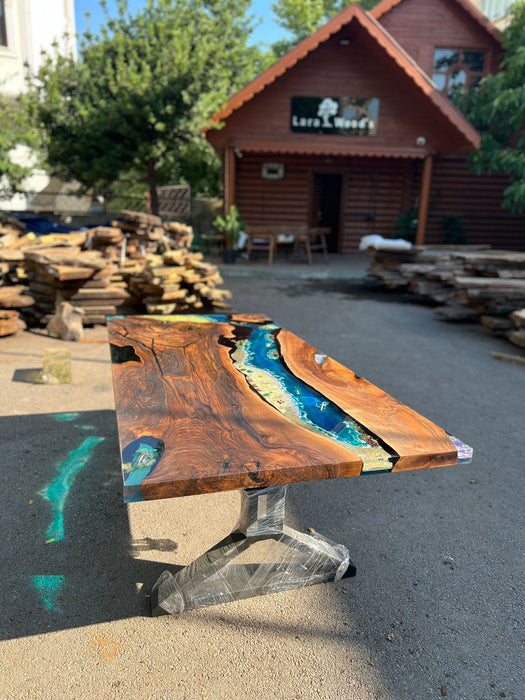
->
[0,0,7,46]
[432,48,486,95]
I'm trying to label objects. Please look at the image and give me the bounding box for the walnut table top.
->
[107,314,471,503]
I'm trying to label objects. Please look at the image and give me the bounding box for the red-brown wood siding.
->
[236,153,525,252]
[208,21,471,156]
[414,155,525,250]
[236,154,413,251]
[377,0,502,76]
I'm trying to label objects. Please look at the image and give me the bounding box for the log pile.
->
[366,245,525,352]
[24,246,129,326]
[127,249,231,314]
[0,210,231,337]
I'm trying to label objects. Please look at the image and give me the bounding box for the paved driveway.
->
[0,273,523,699]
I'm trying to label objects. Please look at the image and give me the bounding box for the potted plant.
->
[213,205,244,263]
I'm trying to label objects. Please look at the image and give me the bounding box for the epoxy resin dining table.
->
[108,314,472,615]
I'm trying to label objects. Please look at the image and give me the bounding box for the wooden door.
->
[311,172,343,253]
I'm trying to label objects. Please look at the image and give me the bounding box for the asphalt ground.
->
[0,270,523,699]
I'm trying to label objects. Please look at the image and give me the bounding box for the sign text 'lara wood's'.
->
[290,97,380,135]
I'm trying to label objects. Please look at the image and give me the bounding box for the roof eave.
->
[206,5,366,127]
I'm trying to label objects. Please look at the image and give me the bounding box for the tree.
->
[0,95,41,198]
[24,0,261,213]
[271,0,379,57]
[456,1,525,213]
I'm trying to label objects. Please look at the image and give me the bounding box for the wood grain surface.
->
[277,329,457,472]
[108,315,459,502]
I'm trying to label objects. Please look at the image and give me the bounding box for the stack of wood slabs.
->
[0,310,26,336]
[366,245,491,301]
[24,247,130,325]
[0,213,25,245]
[450,251,525,316]
[0,210,233,334]
[127,249,232,315]
[86,226,125,260]
[164,221,194,249]
[366,245,525,353]
[0,226,23,250]
[111,210,166,260]
[507,308,525,349]
[0,284,35,310]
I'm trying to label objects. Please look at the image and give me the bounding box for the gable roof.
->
[371,0,501,43]
[207,3,480,150]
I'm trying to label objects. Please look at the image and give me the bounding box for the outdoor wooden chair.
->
[245,227,277,264]
[200,231,225,254]
[293,226,330,264]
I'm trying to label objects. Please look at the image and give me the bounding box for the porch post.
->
[415,154,433,246]
[224,145,236,213]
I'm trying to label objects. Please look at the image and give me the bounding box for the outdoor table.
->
[107,313,472,616]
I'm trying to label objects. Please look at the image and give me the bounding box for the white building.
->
[1,0,83,212]
[0,0,76,97]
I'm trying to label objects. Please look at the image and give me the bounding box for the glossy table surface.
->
[108,314,471,503]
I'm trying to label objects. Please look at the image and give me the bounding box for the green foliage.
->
[165,140,222,198]
[24,0,260,212]
[441,215,467,245]
[394,207,418,242]
[0,95,42,197]
[212,204,244,248]
[456,1,525,213]
[271,0,379,56]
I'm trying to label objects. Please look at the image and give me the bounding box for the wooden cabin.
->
[206,0,525,252]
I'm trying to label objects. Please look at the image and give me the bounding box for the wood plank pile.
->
[366,245,491,300]
[366,245,525,352]
[506,308,525,349]
[24,245,129,326]
[0,209,231,335]
[126,249,231,315]
[0,310,26,337]
[109,210,167,260]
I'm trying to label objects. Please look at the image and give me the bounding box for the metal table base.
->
[147,485,356,616]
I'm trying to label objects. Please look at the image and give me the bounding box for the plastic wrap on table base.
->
[148,485,355,616]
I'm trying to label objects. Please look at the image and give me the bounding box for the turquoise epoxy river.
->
[231,321,379,450]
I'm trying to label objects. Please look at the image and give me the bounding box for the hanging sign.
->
[290,97,379,135]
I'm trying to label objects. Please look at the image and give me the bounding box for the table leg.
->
[147,485,355,616]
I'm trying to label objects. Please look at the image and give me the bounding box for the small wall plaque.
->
[261,163,285,180]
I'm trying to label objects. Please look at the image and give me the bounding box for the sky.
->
[74,0,287,47]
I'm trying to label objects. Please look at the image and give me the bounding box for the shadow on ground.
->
[0,410,171,640]
[275,279,441,307]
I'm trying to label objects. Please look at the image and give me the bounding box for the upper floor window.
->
[432,48,487,95]
[0,0,6,46]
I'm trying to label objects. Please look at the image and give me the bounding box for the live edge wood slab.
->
[108,314,471,503]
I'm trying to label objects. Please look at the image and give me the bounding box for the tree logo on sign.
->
[317,98,339,127]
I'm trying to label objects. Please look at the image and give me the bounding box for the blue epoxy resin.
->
[231,323,380,451]
[121,436,165,503]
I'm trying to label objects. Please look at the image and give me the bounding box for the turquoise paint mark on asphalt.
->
[40,436,105,542]
[32,575,65,612]
[52,413,79,422]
